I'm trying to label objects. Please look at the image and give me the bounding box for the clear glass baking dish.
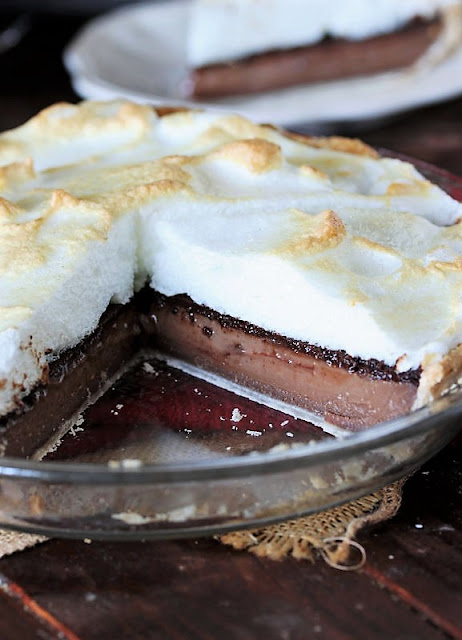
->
[0,157,459,540]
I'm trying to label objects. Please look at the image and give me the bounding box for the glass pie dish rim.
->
[0,388,460,484]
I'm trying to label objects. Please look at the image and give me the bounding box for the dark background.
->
[0,0,140,14]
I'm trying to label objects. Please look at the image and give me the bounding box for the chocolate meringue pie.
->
[0,100,461,455]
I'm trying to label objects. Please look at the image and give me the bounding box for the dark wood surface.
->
[0,10,461,640]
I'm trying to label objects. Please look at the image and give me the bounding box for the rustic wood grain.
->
[0,532,452,640]
[0,576,80,640]
[359,442,462,639]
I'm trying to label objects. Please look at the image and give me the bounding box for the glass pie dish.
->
[0,157,460,540]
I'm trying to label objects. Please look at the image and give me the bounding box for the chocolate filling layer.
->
[0,304,143,458]
[148,292,420,430]
[0,286,421,456]
[153,293,420,384]
[188,17,442,98]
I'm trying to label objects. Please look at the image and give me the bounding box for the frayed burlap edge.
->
[218,478,406,570]
[0,530,47,559]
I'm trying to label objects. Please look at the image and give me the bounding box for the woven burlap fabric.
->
[0,531,46,558]
[219,479,406,569]
[0,479,405,567]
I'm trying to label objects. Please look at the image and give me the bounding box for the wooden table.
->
[0,10,461,639]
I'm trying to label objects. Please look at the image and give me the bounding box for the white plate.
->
[64,0,462,129]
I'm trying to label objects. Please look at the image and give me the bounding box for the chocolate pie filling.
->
[0,304,143,458]
[0,288,420,457]
[147,293,419,431]
[189,17,442,98]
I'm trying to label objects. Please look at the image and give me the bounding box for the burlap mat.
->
[0,478,405,569]
[219,478,406,570]
[0,530,47,557]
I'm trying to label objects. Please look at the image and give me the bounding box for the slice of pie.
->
[184,0,461,98]
[0,100,461,456]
